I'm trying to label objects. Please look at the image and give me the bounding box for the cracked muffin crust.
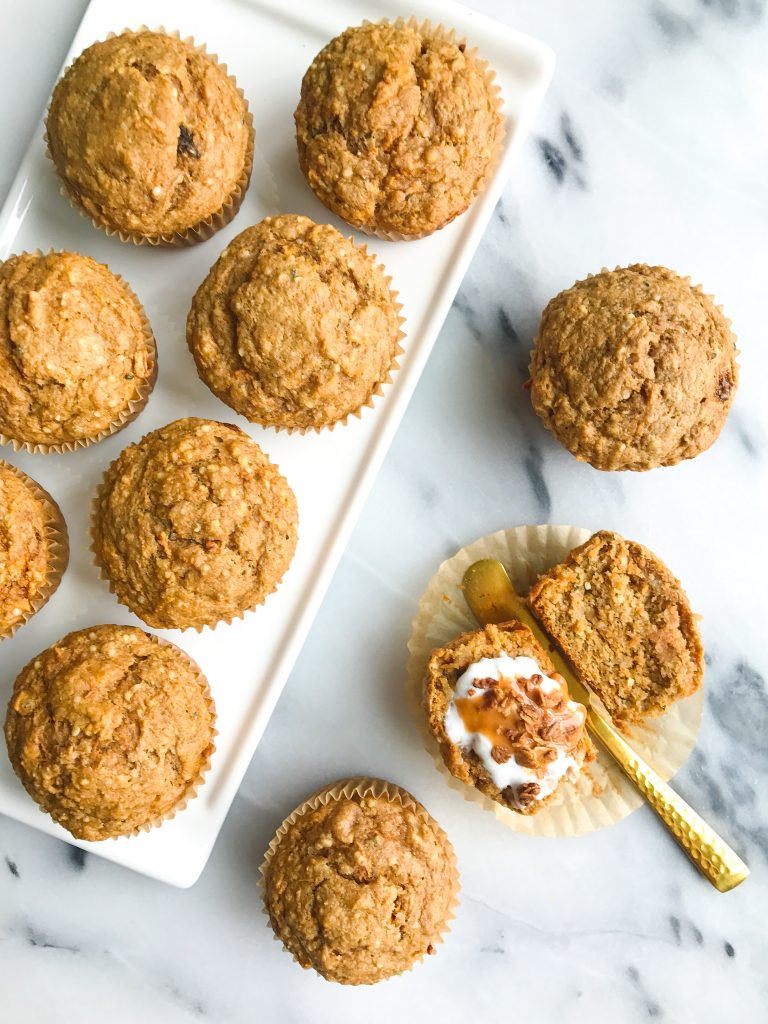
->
[295,21,502,238]
[0,252,155,449]
[47,30,252,241]
[0,462,67,638]
[529,264,738,471]
[186,215,402,430]
[92,418,298,629]
[4,624,215,840]
[263,781,458,984]
[528,531,704,723]
[424,622,594,813]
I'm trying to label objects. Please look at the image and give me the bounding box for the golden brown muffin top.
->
[4,625,214,841]
[0,252,153,447]
[264,787,458,984]
[0,463,53,636]
[93,418,298,630]
[528,531,704,723]
[47,30,251,237]
[295,21,501,237]
[529,265,738,471]
[424,622,593,813]
[187,215,401,430]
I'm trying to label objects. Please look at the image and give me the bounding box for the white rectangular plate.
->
[0,0,553,885]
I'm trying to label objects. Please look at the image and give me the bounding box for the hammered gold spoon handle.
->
[462,558,749,893]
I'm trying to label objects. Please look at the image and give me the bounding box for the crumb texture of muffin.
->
[529,264,738,471]
[263,783,458,984]
[93,418,298,629]
[0,252,154,448]
[0,462,65,637]
[424,621,594,813]
[295,21,501,237]
[528,531,704,723]
[187,215,401,430]
[47,30,252,239]
[4,625,214,840]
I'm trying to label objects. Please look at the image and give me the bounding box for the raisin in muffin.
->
[527,530,704,723]
[187,214,402,430]
[47,30,253,243]
[295,20,502,238]
[262,778,458,984]
[0,252,155,450]
[92,418,298,629]
[5,625,215,840]
[424,621,594,813]
[529,265,738,471]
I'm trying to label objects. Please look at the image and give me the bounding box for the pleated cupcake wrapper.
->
[0,250,157,455]
[406,524,705,838]
[313,17,505,243]
[90,423,296,632]
[259,776,461,984]
[0,462,69,641]
[44,27,254,248]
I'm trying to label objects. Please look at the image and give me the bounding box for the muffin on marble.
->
[46,30,253,244]
[186,214,403,431]
[528,530,704,724]
[92,418,298,630]
[0,461,68,639]
[0,252,156,451]
[529,265,738,471]
[295,20,502,238]
[262,778,459,984]
[4,625,215,840]
[424,621,594,813]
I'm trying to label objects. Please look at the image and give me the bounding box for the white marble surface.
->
[1,0,767,1020]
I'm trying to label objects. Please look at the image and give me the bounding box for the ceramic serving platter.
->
[0,0,554,885]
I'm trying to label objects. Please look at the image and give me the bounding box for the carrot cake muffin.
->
[528,530,704,723]
[529,264,738,471]
[0,252,155,450]
[295,21,502,238]
[47,30,253,243]
[424,621,594,813]
[92,418,298,629]
[0,462,67,639]
[187,214,402,430]
[4,625,215,840]
[263,780,458,984]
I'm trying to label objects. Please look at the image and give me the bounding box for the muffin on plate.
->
[187,214,402,431]
[529,264,738,471]
[92,418,298,630]
[46,29,253,244]
[423,621,594,813]
[0,252,156,451]
[0,461,68,640]
[262,777,459,984]
[528,530,704,724]
[295,20,502,238]
[4,625,215,840]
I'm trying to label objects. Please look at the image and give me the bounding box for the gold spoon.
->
[462,558,749,893]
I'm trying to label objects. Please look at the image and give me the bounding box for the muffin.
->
[92,418,298,630]
[4,625,215,840]
[262,778,459,984]
[529,265,738,471]
[424,621,594,813]
[0,252,156,451]
[0,462,68,639]
[528,531,704,723]
[295,20,502,238]
[187,214,403,431]
[46,30,253,244]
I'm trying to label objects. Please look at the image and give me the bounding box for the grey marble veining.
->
[1,0,767,1021]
